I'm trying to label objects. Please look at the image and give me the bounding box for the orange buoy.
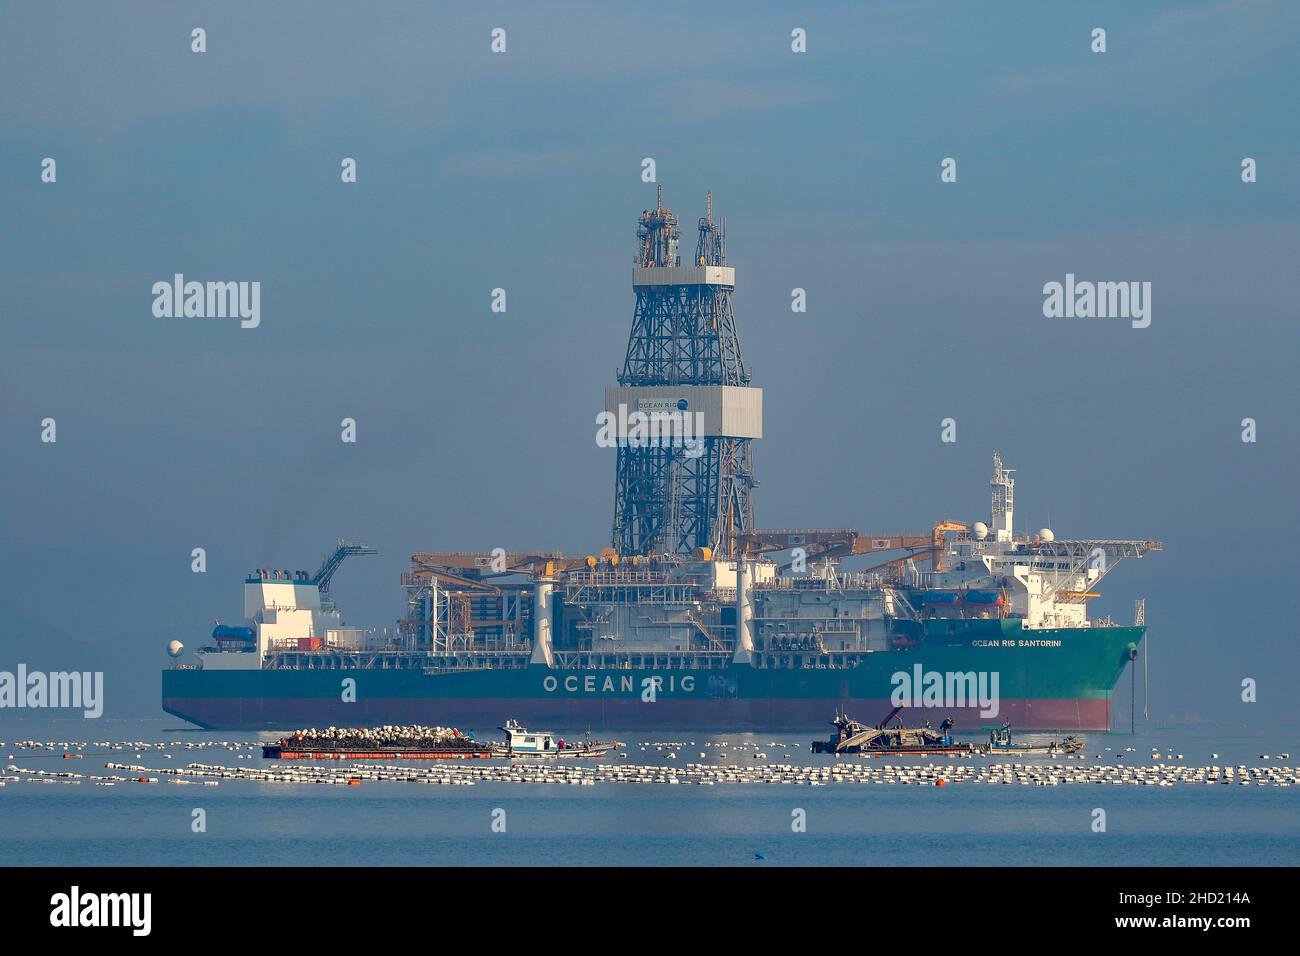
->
[347,779,361,786]
[935,779,947,787]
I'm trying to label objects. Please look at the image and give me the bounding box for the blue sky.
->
[1,1,1297,721]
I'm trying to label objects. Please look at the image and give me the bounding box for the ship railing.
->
[758,574,884,591]
[421,659,528,675]
[429,648,532,657]
[835,572,888,589]
[564,570,676,586]
[738,527,858,537]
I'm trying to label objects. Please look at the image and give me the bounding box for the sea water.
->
[1,718,1297,866]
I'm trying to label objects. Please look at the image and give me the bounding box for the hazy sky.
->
[2,1,1297,722]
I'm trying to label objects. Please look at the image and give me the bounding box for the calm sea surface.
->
[2,718,1297,866]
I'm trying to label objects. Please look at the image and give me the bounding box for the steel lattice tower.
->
[609,188,761,558]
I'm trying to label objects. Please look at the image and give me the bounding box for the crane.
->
[733,520,968,572]
[311,541,377,595]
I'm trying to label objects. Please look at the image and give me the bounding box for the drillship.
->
[163,190,1160,732]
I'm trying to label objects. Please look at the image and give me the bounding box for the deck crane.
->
[734,520,969,573]
[311,541,377,603]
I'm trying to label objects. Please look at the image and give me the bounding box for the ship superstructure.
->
[199,543,377,669]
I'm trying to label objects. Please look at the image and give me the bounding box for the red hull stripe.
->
[270,751,493,760]
[165,696,1111,733]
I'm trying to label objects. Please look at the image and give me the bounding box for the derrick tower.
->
[608,187,762,557]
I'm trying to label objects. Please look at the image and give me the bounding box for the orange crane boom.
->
[734,521,968,571]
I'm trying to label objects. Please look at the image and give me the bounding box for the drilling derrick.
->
[609,188,762,557]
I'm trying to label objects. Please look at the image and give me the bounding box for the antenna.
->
[990,452,1016,538]
[1136,598,1148,721]
[694,192,725,267]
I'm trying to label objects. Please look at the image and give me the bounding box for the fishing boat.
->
[981,722,1084,756]
[492,719,622,759]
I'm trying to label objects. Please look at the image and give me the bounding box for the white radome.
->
[972,522,989,540]
[167,640,184,658]
[1038,528,1055,542]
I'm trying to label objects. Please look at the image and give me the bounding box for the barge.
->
[262,725,492,760]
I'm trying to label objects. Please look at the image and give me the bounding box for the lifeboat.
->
[918,591,959,605]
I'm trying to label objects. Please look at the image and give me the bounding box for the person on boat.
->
[558,738,566,751]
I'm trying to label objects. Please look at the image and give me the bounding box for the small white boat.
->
[493,719,621,759]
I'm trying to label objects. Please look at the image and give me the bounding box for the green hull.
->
[162,620,1142,731]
